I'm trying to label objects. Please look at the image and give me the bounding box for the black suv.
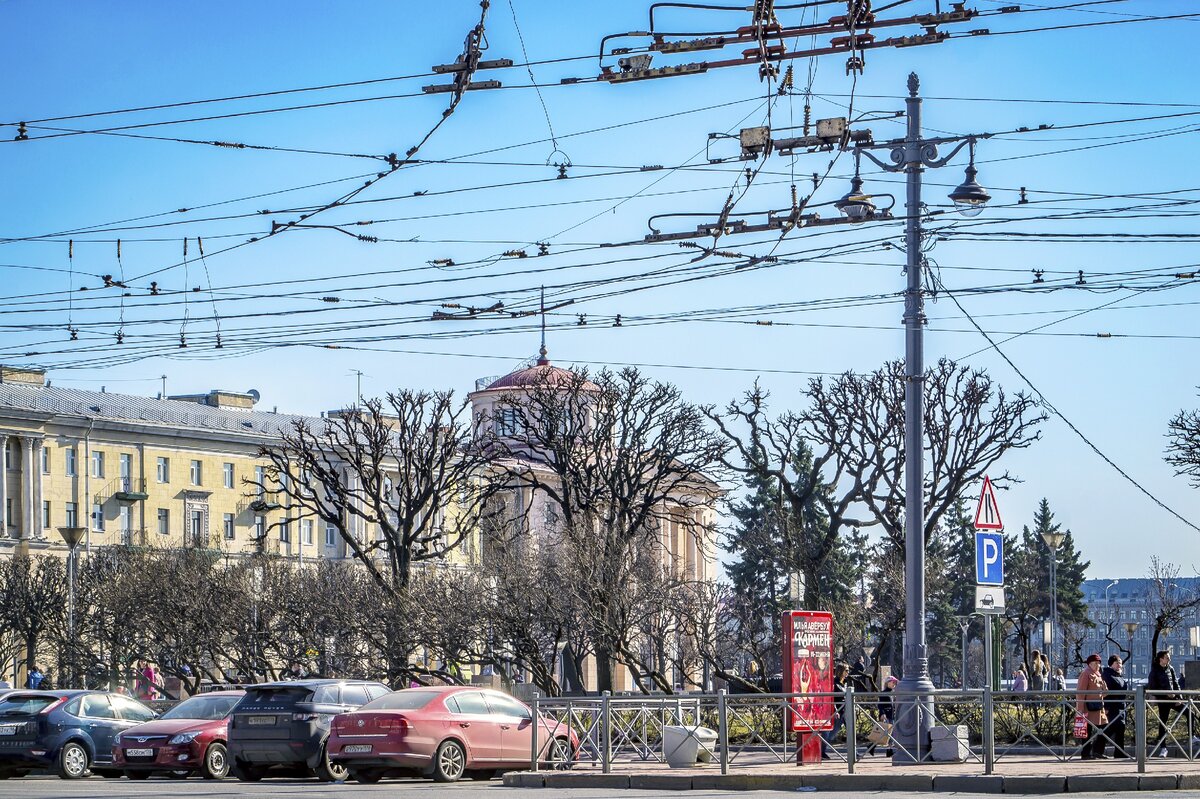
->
[227,680,389,782]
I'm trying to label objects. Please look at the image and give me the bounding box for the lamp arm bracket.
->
[922,138,971,169]
[857,148,903,173]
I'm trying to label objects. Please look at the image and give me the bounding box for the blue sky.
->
[1,0,1197,578]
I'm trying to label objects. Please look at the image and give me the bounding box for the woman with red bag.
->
[1076,653,1109,760]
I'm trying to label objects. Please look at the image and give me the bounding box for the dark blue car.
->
[0,690,156,779]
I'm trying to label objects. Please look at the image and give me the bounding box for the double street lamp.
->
[837,72,991,762]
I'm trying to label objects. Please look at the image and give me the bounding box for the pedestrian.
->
[866,675,898,757]
[287,661,306,680]
[25,665,44,689]
[1012,666,1028,692]
[1076,653,1109,760]
[821,662,850,760]
[1101,655,1129,758]
[134,659,160,701]
[1149,649,1183,758]
[1029,650,1047,691]
[1052,668,1067,692]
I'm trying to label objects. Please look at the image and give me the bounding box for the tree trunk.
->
[594,646,616,694]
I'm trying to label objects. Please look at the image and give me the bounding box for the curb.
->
[501,771,1198,793]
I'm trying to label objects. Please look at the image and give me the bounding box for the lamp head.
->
[836,174,875,222]
[1041,530,1066,551]
[949,163,990,217]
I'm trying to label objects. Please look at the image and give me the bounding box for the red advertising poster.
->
[782,610,834,733]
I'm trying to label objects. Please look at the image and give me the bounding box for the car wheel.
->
[433,740,466,783]
[469,769,496,781]
[201,742,230,780]
[547,736,574,770]
[314,742,348,783]
[352,768,384,784]
[127,771,151,780]
[231,761,264,782]
[55,741,89,780]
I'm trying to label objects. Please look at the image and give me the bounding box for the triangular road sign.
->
[973,475,1004,530]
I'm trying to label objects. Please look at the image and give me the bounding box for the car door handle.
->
[500,725,511,730]
[458,722,470,728]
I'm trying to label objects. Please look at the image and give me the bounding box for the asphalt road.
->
[5,775,1200,799]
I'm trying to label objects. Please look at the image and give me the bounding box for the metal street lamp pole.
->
[840,72,991,763]
[1041,531,1065,670]
[57,526,86,688]
[1124,621,1139,675]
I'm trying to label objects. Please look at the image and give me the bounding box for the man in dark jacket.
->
[1101,655,1129,757]
[1148,650,1183,757]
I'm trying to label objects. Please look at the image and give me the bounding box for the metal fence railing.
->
[527,687,1200,775]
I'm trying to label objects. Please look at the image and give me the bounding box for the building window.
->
[119,453,132,489]
[91,450,104,479]
[65,448,77,476]
[280,518,291,544]
[3,440,12,470]
[190,459,202,486]
[223,463,234,489]
[254,465,266,497]
[190,510,203,545]
[65,502,77,528]
[494,408,524,437]
[42,501,50,529]
[157,508,169,536]
[254,515,265,540]
[223,513,235,540]
[325,523,337,546]
[5,498,12,526]
[302,519,314,546]
[41,447,49,474]
[156,457,170,483]
[119,506,131,541]
[92,503,104,532]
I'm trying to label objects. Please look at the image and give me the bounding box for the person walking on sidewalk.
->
[1149,649,1183,758]
[1029,650,1047,692]
[1101,655,1129,758]
[1076,653,1109,760]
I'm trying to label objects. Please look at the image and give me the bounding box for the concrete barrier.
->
[934,775,1004,793]
[1002,775,1068,794]
[1065,774,1139,793]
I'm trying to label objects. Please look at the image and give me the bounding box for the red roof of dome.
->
[485,361,580,391]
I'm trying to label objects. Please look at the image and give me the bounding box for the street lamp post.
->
[57,526,86,688]
[1124,621,1140,675]
[840,72,991,763]
[1041,531,1066,671]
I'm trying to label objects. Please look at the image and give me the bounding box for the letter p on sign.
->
[975,532,1004,586]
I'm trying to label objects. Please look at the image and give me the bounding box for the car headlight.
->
[168,731,202,745]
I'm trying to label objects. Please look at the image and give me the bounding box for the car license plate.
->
[343,744,372,754]
[248,715,276,726]
[124,748,154,757]
[0,725,17,736]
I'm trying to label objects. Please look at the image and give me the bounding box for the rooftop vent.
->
[168,389,260,411]
[0,365,47,387]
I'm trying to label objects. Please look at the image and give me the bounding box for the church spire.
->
[537,285,549,365]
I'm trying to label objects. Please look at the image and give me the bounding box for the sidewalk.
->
[504,756,1200,793]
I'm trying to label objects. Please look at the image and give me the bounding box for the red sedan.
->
[112,690,244,780]
[329,686,576,784]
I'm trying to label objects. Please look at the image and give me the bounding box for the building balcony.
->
[110,477,149,502]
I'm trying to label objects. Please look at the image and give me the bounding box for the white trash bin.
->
[663,725,718,768]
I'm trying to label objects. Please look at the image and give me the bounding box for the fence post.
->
[845,686,856,775]
[983,687,994,775]
[530,692,540,773]
[1135,684,1146,774]
[602,690,612,774]
[718,689,729,775]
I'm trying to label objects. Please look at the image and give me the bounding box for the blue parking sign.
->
[975,532,1004,586]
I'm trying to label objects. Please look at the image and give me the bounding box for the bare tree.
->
[711,359,1043,614]
[1145,557,1200,666]
[489,367,727,693]
[257,390,503,592]
[0,556,66,678]
[1167,393,1200,487]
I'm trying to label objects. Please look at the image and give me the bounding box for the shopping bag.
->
[866,723,892,746]
[1073,713,1089,740]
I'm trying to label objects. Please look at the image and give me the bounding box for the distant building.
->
[1080,578,1200,679]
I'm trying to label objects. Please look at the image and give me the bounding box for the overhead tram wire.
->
[932,271,1200,535]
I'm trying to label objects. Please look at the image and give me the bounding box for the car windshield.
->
[160,695,241,720]
[0,694,58,716]
[360,690,439,711]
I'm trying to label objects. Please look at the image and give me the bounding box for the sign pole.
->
[984,615,994,691]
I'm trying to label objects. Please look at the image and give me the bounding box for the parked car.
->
[0,690,156,779]
[227,679,390,782]
[112,689,244,780]
[328,686,577,784]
